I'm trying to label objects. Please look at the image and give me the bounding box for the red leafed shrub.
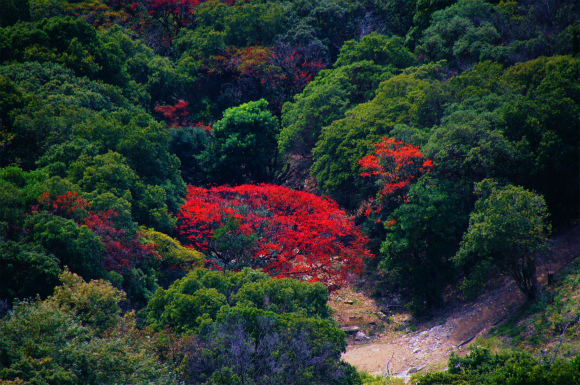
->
[155,100,213,131]
[191,121,212,131]
[36,191,90,220]
[84,210,157,273]
[177,184,372,288]
[359,137,433,202]
[270,47,325,99]
[155,99,190,127]
[34,193,157,274]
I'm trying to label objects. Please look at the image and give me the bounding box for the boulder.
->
[340,326,360,334]
[355,331,369,341]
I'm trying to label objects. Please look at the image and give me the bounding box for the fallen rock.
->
[343,299,354,305]
[376,311,388,320]
[340,326,360,334]
[408,366,424,374]
[355,331,369,341]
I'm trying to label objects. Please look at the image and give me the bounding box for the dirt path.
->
[335,224,580,379]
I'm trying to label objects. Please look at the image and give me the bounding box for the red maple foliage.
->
[84,209,157,273]
[154,100,213,130]
[177,184,372,288]
[36,191,90,220]
[122,0,241,53]
[155,99,190,127]
[197,45,326,114]
[359,137,433,204]
[191,121,212,131]
[34,192,157,274]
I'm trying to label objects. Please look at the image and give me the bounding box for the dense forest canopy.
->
[0,0,579,383]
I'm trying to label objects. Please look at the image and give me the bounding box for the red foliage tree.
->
[197,45,326,114]
[84,210,157,273]
[177,184,372,288]
[36,191,90,220]
[360,137,433,199]
[155,99,190,127]
[358,137,433,219]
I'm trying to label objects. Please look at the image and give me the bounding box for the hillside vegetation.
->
[0,0,578,383]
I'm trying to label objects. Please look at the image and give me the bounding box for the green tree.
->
[222,1,286,47]
[423,121,518,193]
[146,268,331,334]
[0,240,61,302]
[0,76,23,159]
[142,227,204,289]
[0,17,117,80]
[202,99,280,185]
[0,0,31,27]
[280,62,383,158]
[278,32,415,180]
[455,180,551,300]
[24,211,107,281]
[415,0,579,69]
[181,306,357,385]
[280,0,366,62]
[50,270,125,335]
[380,177,468,313]
[67,150,176,233]
[499,55,580,226]
[374,0,417,37]
[334,33,414,69]
[0,61,186,220]
[168,125,210,185]
[416,347,580,385]
[415,0,500,68]
[0,281,180,384]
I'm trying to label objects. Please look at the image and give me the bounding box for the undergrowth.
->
[486,257,580,358]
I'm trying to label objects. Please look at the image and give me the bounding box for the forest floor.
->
[331,224,580,381]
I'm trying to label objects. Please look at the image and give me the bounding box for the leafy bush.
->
[0,273,180,385]
[146,268,331,333]
[416,347,580,384]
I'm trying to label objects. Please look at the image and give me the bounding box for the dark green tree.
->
[146,268,331,334]
[374,0,417,37]
[0,0,31,27]
[181,306,357,385]
[454,180,551,300]
[24,211,107,281]
[168,125,210,185]
[416,347,580,385]
[499,55,580,226]
[379,177,468,313]
[334,33,414,68]
[0,240,61,302]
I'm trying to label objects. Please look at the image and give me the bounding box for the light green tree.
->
[202,99,279,185]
